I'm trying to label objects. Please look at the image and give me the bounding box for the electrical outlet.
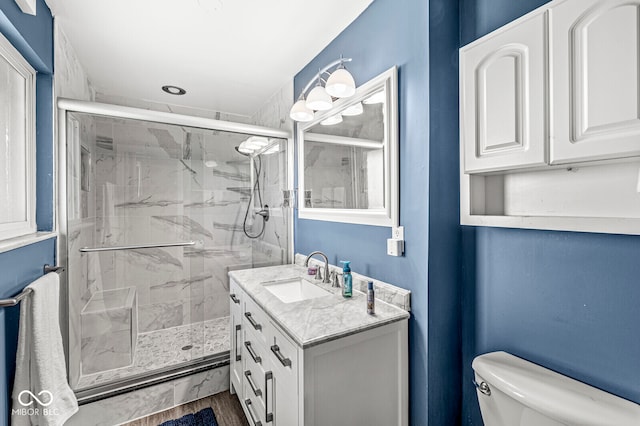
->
[392,226,404,240]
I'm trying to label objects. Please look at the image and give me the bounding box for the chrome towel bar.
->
[0,264,65,308]
[79,241,196,253]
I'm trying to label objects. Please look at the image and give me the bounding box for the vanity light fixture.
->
[320,113,343,126]
[342,102,364,116]
[162,85,186,95]
[363,90,385,105]
[290,56,356,122]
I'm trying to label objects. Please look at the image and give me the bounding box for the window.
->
[0,32,36,240]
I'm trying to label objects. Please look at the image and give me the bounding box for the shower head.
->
[234,146,252,157]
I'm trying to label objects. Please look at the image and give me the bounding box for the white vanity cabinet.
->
[460,8,547,173]
[550,0,640,164]
[229,278,409,426]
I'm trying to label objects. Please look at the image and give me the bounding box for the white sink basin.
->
[262,277,331,304]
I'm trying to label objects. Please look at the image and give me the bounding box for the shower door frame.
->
[56,98,294,401]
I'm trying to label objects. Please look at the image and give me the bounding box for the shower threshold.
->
[74,317,230,403]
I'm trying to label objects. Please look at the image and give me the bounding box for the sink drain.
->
[182,345,193,351]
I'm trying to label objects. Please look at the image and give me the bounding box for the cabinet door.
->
[229,282,243,393]
[551,0,640,163]
[267,322,298,426]
[461,10,548,173]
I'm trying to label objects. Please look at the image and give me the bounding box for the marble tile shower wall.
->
[89,120,253,336]
[67,114,289,379]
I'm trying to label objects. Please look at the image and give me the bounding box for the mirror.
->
[297,66,398,227]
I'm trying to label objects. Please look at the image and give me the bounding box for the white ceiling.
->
[45,0,373,117]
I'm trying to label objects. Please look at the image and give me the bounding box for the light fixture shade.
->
[290,99,314,122]
[321,114,343,126]
[342,102,364,116]
[305,86,333,111]
[325,68,356,98]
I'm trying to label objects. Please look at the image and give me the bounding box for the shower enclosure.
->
[57,100,291,399]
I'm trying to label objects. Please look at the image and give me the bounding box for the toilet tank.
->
[472,351,640,426]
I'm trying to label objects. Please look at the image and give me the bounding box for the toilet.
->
[472,351,640,426]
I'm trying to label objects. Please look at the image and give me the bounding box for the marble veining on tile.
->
[76,317,230,389]
[152,215,213,239]
[229,264,410,348]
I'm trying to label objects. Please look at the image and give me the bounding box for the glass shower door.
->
[64,110,290,394]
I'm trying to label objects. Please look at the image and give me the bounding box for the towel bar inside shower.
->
[0,264,65,308]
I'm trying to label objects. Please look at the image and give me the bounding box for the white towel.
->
[11,272,78,426]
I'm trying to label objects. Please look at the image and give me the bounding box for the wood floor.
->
[123,391,249,426]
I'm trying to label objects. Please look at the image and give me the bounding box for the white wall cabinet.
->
[229,279,408,426]
[461,9,547,173]
[459,0,640,235]
[550,0,640,164]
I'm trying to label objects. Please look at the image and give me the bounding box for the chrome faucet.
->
[304,251,331,284]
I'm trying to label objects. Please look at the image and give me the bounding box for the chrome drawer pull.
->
[244,341,262,364]
[245,312,262,330]
[265,371,273,423]
[230,293,240,304]
[244,370,262,397]
[235,324,241,361]
[270,344,292,367]
[244,399,262,426]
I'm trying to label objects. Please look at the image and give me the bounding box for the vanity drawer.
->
[242,389,266,426]
[244,326,268,369]
[267,321,298,376]
[244,295,270,345]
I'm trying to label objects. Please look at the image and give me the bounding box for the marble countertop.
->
[229,264,410,348]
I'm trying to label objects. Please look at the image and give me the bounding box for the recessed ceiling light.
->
[162,85,186,95]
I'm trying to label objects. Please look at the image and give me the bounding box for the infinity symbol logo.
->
[18,390,54,407]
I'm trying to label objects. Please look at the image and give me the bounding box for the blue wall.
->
[460,0,640,424]
[0,1,54,424]
[295,0,462,424]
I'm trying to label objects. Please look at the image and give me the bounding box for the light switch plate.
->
[387,239,404,256]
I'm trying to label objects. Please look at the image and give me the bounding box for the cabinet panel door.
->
[551,0,640,163]
[461,10,547,173]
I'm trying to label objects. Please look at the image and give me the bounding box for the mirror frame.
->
[297,66,399,227]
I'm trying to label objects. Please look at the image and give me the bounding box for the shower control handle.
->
[244,341,262,364]
[230,293,240,304]
[244,312,262,331]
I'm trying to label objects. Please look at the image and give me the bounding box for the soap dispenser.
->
[340,261,352,298]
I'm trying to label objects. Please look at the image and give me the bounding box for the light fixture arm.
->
[298,57,352,99]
